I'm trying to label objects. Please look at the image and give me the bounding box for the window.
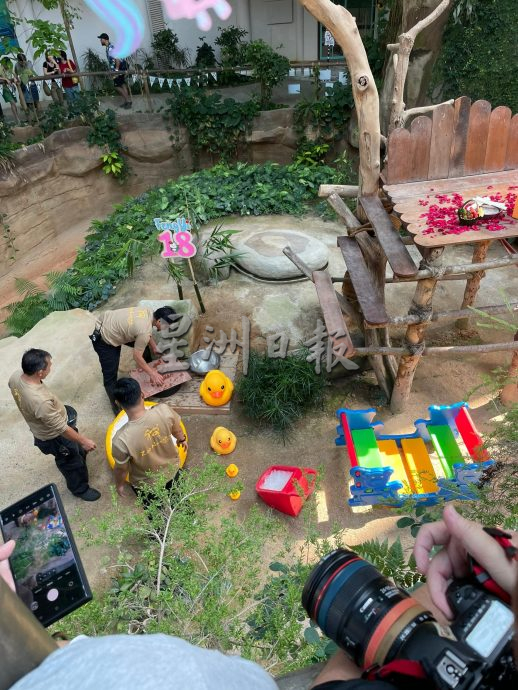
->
[318,0,376,60]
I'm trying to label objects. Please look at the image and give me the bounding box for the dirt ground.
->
[1,213,517,594]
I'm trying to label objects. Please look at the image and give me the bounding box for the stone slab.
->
[234,229,328,279]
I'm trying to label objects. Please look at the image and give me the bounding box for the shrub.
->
[164,87,259,164]
[235,349,326,437]
[432,0,518,112]
[151,28,188,68]
[243,40,290,110]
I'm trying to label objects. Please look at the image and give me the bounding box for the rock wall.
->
[0,110,301,306]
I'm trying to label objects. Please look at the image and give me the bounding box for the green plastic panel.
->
[428,425,464,479]
[350,428,382,469]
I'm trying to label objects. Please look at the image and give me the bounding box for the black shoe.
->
[77,488,101,501]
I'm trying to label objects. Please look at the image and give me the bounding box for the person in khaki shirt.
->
[111,378,187,503]
[8,348,101,501]
[90,306,178,415]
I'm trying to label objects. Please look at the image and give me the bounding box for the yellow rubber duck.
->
[229,489,241,501]
[226,463,239,478]
[200,370,234,407]
[210,427,237,455]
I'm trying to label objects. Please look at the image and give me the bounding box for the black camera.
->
[302,549,517,689]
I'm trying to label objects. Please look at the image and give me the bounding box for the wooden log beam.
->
[352,341,518,356]
[282,246,359,325]
[456,240,491,330]
[327,193,362,230]
[319,184,359,198]
[390,247,444,413]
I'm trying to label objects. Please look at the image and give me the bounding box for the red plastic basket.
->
[255,465,317,517]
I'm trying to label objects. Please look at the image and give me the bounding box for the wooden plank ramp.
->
[359,196,418,278]
[148,353,239,415]
[337,236,389,327]
[312,269,358,370]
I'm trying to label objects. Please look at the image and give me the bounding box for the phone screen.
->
[1,484,92,627]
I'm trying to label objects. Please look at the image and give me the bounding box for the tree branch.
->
[401,99,454,124]
[407,0,453,40]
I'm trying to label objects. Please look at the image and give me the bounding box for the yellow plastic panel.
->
[401,438,438,494]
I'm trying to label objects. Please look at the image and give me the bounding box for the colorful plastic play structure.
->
[336,403,494,507]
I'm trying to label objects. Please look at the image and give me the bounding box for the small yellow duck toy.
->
[210,427,237,455]
[226,463,239,478]
[200,370,234,407]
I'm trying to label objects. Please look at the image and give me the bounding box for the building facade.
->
[5,0,376,71]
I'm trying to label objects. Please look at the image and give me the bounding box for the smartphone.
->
[0,483,92,627]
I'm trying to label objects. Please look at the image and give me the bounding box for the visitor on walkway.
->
[14,53,39,124]
[42,52,64,105]
[111,377,187,503]
[90,306,176,414]
[58,50,79,103]
[8,348,101,502]
[0,56,21,124]
[98,32,132,109]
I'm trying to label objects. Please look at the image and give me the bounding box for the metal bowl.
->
[188,349,221,375]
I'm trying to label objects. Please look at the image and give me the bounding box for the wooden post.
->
[500,331,518,407]
[390,246,444,413]
[142,71,154,113]
[456,240,491,331]
[59,0,84,91]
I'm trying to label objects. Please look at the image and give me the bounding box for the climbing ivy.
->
[432,0,518,112]
[164,87,259,165]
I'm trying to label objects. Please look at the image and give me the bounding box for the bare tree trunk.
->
[299,0,380,196]
[59,0,84,90]
[387,0,452,133]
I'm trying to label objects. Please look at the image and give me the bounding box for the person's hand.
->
[0,540,16,592]
[79,436,97,453]
[414,504,518,619]
[177,439,188,454]
[149,370,164,387]
[116,483,126,498]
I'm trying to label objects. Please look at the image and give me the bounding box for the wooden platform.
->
[147,352,239,415]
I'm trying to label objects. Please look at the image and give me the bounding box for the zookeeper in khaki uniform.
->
[90,306,178,414]
[110,377,187,503]
[8,348,101,501]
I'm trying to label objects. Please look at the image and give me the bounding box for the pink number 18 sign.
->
[155,217,197,259]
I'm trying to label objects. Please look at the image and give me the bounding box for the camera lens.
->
[302,549,435,668]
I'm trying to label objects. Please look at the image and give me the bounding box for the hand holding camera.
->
[415,504,518,619]
[303,505,518,690]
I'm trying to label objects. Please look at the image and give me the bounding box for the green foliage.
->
[151,29,188,68]
[294,138,330,167]
[101,151,124,177]
[236,349,326,437]
[215,25,248,67]
[294,82,355,152]
[55,461,280,646]
[195,37,216,68]
[200,224,242,282]
[26,19,67,59]
[41,91,101,136]
[243,40,290,110]
[3,273,78,336]
[87,108,129,181]
[0,120,16,173]
[432,0,518,112]
[81,48,114,94]
[164,87,259,164]
[4,163,338,334]
[353,537,424,589]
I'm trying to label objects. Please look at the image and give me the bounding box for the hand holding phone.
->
[0,540,16,591]
[1,484,92,627]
